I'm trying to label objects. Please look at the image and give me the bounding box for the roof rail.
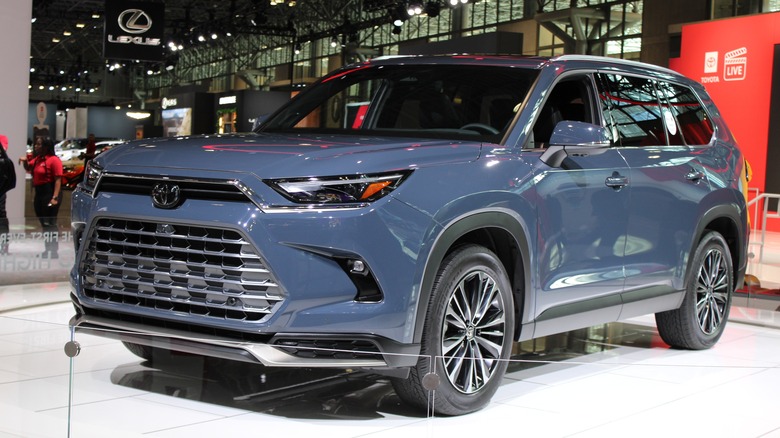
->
[552,54,679,76]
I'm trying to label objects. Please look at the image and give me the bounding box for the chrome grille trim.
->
[80,218,285,323]
[93,173,263,209]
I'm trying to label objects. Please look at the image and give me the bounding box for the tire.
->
[392,244,515,415]
[655,231,733,350]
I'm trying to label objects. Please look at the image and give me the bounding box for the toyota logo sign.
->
[152,183,182,209]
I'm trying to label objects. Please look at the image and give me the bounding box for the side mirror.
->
[549,120,611,147]
[541,121,612,168]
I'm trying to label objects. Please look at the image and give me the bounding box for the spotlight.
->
[294,43,302,54]
[330,36,339,48]
[407,1,423,15]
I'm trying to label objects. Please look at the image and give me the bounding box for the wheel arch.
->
[687,204,747,291]
[413,209,533,344]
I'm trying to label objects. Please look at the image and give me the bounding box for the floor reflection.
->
[109,322,661,419]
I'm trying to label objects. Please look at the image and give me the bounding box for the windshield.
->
[259,64,538,143]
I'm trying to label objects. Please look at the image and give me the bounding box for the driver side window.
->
[531,76,595,148]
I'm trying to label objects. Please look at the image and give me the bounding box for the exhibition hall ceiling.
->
[30,0,410,74]
[31,0,382,65]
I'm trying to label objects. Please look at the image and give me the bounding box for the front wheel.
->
[392,244,515,415]
[656,231,734,350]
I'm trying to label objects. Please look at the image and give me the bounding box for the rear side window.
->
[596,74,667,147]
[655,81,714,145]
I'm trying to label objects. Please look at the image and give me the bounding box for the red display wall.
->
[669,12,780,196]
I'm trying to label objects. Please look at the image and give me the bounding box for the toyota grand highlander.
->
[69,54,749,415]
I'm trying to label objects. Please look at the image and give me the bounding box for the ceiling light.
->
[76,23,85,28]
[52,38,60,43]
[126,111,151,120]
[63,31,72,36]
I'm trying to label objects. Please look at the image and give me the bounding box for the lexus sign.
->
[104,1,165,62]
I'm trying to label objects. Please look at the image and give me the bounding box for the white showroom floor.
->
[1,232,780,437]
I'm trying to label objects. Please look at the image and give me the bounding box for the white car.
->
[59,139,125,168]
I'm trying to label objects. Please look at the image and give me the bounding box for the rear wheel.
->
[656,231,733,350]
[393,244,515,415]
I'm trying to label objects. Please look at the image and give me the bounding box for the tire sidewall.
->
[683,231,734,348]
[421,244,515,414]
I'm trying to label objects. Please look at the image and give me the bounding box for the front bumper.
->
[70,310,420,368]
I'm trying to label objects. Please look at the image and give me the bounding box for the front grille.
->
[80,218,284,323]
[96,174,248,203]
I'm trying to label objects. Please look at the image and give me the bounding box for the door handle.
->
[685,170,705,182]
[605,173,628,190]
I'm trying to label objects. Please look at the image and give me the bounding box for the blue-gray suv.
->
[70,54,749,415]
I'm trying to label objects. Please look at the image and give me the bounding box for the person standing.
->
[83,133,96,165]
[19,137,63,258]
[0,134,13,255]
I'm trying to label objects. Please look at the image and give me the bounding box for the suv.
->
[69,55,749,415]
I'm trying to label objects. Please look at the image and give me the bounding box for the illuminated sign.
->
[104,1,165,62]
[161,97,178,109]
[219,95,237,105]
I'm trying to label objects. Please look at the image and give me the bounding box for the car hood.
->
[96,132,483,179]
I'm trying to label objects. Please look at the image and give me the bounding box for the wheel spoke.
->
[694,248,730,335]
[442,332,466,356]
[444,341,468,382]
[475,333,502,359]
[441,267,507,394]
[473,273,498,322]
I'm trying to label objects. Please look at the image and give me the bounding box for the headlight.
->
[82,161,103,193]
[266,171,411,206]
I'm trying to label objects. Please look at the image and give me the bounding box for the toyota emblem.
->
[152,183,181,209]
[118,9,152,34]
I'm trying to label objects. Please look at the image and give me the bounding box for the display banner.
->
[103,0,165,62]
[669,12,780,195]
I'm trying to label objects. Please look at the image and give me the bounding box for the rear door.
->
[595,73,714,317]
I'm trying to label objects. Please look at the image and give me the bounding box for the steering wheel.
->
[460,123,499,135]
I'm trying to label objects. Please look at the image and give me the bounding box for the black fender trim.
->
[413,210,533,344]
[686,203,748,292]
